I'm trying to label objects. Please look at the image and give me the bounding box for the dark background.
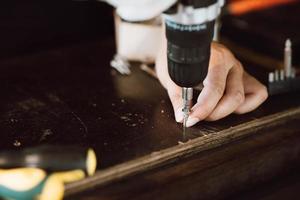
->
[0,1,114,59]
[0,1,299,64]
[221,2,300,66]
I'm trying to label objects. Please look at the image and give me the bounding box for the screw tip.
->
[285,38,292,48]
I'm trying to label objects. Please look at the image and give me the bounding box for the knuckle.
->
[214,83,225,96]
[235,61,244,74]
[205,79,225,97]
[212,43,236,66]
[222,48,232,59]
[233,90,245,105]
[258,85,268,101]
[203,78,225,97]
[201,106,212,116]
[219,50,229,63]
[212,44,227,61]
[193,105,212,120]
[221,46,234,60]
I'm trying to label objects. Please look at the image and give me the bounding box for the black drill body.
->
[165,0,218,88]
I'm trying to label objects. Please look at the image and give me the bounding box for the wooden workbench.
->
[0,37,299,199]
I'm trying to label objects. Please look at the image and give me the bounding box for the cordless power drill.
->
[164,0,224,128]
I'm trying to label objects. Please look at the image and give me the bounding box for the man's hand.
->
[156,35,268,127]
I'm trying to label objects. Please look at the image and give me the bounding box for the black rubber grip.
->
[165,19,215,87]
[168,45,210,87]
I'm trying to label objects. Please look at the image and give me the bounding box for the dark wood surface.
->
[68,114,300,200]
[228,170,300,200]
[0,36,299,199]
[0,37,299,168]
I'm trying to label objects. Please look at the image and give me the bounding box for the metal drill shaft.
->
[182,87,193,129]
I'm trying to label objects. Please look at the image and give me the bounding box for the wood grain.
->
[65,106,300,196]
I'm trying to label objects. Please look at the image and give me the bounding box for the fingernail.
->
[175,108,184,122]
[186,117,200,127]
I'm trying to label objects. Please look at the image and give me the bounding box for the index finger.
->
[189,63,229,122]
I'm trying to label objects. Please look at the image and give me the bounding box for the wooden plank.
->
[69,115,300,200]
[65,106,300,196]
